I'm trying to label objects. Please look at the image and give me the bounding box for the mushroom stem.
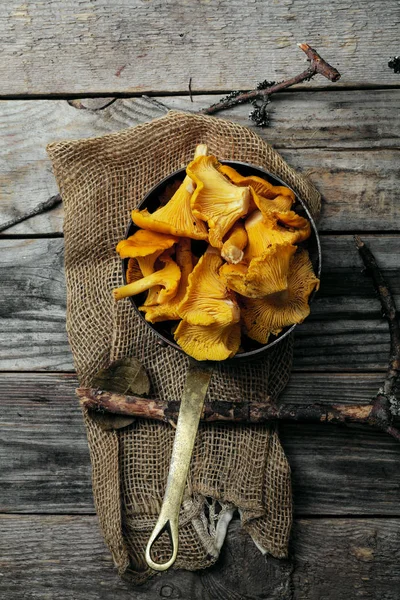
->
[113,271,164,301]
[221,221,248,264]
[113,257,181,303]
[194,144,208,158]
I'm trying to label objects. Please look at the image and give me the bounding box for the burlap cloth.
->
[47,110,321,584]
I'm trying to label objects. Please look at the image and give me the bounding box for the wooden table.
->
[1,1,400,598]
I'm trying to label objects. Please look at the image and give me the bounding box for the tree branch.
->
[354,236,400,400]
[0,194,62,233]
[78,387,375,426]
[201,43,341,117]
[354,235,400,440]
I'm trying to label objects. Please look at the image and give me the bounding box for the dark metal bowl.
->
[122,161,321,359]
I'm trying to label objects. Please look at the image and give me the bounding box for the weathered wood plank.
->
[1,235,399,371]
[1,373,399,515]
[1,515,399,599]
[282,372,390,405]
[0,0,399,95]
[0,373,92,513]
[0,97,164,235]
[1,91,399,234]
[283,148,400,232]
[0,238,71,370]
[282,423,400,515]
[291,519,400,600]
[165,90,400,150]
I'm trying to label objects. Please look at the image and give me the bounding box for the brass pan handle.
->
[145,512,178,571]
[145,362,212,571]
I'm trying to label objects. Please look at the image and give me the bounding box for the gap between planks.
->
[1,83,400,101]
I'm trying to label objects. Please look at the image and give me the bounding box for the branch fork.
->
[201,43,341,117]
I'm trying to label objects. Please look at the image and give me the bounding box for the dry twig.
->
[354,236,400,441]
[78,388,376,427]
[201,43,341,117]
[0,194,62,234]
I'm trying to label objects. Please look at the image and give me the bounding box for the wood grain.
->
[1,373,399,515]
[0,373,92,513]
[165,89,400,150]
[1,91,399,234]
[0,515,399,599]
[291,518,400,600]
[1,0,399,95]
[0,238,70,370]
[1,235,400,371]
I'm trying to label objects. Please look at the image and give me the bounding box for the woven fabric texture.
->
[47,110,320,584]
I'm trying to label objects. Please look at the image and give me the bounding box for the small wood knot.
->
[160,584,178,597]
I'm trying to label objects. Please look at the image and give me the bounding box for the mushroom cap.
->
[221,242,297,298]
[116,229,178,259]
[113,252,181,303]
[131,174,209,241]
[174,319,241,361]
[246,243,297,296]
[219,164,295,201]
[275,211,311,243]
[243,211,290,259]
[241,249,320,343]
[244,210,309,260]
[140,238,194,322]
[179,246,240,326]
[218,262,249,297]
[187,155,250,249]
[249,188,294,218]
[136,250,164,277]
[221,220,248,264]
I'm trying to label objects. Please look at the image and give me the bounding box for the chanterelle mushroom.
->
[117,230,179,306]
[218,164,295,201]
[178,246,240,326]
[249,188,294,218]
[244,211,287,258]
[220,242,297,298]
[140,238,194,322]
[221,220,248,265]
[241,249,320,344]
[174,319,241,361]
[113,252,181,303]
[116,229,178,259]
[187,155,250,249]
[126,257,143,284]
[130,145,209,241]
[244,210,307,255]
[135,250,167,306]
[124,254,163,306]
[275,210,311,243]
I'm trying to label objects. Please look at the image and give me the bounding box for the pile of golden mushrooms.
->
[113,145,319,361]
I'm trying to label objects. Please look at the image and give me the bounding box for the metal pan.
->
[121,161,321,571]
